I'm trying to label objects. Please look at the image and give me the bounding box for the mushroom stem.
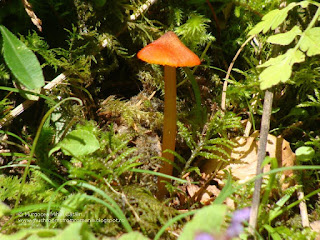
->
[157,65,177,198]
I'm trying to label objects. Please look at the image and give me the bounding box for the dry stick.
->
[248,89,273,235]
[129,0,158,21]
[22,0,42,32]
[297,186,310,227]
[0,73,68,129]
[221,35,255,111]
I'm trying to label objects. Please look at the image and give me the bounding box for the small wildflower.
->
[226,207,251,238]
[231,207,251,224]
[194,232,215,240]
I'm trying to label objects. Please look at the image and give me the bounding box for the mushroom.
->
[137,31,201,198]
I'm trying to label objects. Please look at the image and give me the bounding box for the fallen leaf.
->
[310,221,320,240]
[186,184,220,205]
[202,131,295,186]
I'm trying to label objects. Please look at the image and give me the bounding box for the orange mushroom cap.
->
[137,31,201,68]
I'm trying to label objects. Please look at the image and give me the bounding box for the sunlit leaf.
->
[296,146,315,162]
[267,26,301,45]
[259,63,291,90]
[300,27,320,56]
[258,49,305,90]
[248,3,296,35]
[49,129,100,157]
[298,0,310,8]
[0,25,45,90]
[178,204,227,240]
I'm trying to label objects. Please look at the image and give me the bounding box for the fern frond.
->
[197,151,221,160]
[177,121,197,150]
[298,88,320,108]
[109,147,137,169]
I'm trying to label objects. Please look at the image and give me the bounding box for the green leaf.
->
[0,25,44,90]
[259,49,305,68]
[178,204,227,240]
[213,171,235,204]
[258,49,305,90]
[263,225,282,240]
[49,129,100,157]
[259,63,292,90]
[299,27,320,56]
[248,3,296,35]
[298,1,310,8]
[267,26,301,45]
[295,146,315,162]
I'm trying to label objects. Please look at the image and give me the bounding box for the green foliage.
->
[49,128,100,157]
[263,224,316,240]
[0,97,12,120]
[178,111,240,175]
[1,0,320,239]
[295,146,315,162]
[0,222,97,240]
[178,204,227,240]
[0,25,45,90]
[99,95,162,131]
[0,171,60,205]
[122,186,177,237]
[0,63,10,80]
[298,88,320,109]
[175,13,215,51]
[0,175,21,201]
[249,1,320,90]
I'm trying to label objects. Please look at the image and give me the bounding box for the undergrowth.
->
[0,0,320,240]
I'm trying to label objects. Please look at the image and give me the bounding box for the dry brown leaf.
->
[186,184,220,204]
[310,221,320,240]
[202,131,295,185]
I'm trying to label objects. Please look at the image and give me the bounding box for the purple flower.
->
[226,207,251,238]
[231,207,251,224]
[194,232,215,240]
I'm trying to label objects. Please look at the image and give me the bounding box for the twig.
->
[248,90,273,234]
[129,0,158,21]
[297,180,310,227]
[22,0,42,31]
[221,35,255,111]
[0,73,68,129]
[104,180,141,223]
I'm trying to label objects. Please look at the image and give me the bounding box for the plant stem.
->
[157,66,177,199]
[249,89,273,235]
[221,35,255,111]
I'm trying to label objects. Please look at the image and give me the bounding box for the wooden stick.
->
[129,0,158,21]
[248,89,273,234]
[0,73,67,129]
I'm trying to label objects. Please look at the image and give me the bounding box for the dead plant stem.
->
[221,35,255,111]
